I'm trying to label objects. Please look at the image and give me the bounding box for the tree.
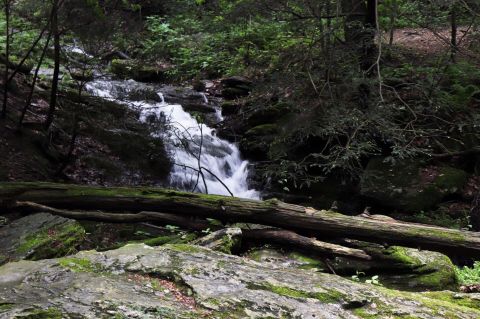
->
[44,0,60,130]
[1,0,11,119]
[342,0,378,70]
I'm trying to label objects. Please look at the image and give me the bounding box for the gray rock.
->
[0,213,85,265]
[0,244,479,318]
[193,228,242,254]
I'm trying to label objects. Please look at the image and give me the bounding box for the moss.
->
[216,234,240,255]
[166,244,205,254]
[144,233,197,247]
[423,291,480,309]
[16,308,63,319]
[377,286,480,317]
[247,283,343,303]
[385,246,418,265]
[0,303,14,312]
[17,222,85,261]
[352,307,418,319]
[58,257,103,273]
[245,124,278,137]
[383,246,458,290]
[287,252,325,270]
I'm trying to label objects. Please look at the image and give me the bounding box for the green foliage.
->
[140,12,297,79]
[455,262,480,285]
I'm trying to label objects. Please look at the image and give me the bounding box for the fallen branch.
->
[243,229,372,260]
[15,201,211,231]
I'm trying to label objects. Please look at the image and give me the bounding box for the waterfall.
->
[86,79,259,199]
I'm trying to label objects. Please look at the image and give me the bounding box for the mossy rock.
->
[332,243,458,292]
[240,137,274,161]
[221,101,241,116]
[360,158,468,213]
[245,103,291,128]
[94,128,171,180]
[110,59,167,82]
[0,213,85,265]
[14,307,63,319]
[222,87,250,100]
[144,232,198,247]
[245,124,279,137]
[193,228,242,254]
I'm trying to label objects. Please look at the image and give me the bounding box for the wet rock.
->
[245,124,278,137]
[222,87,250,100]
[221,76,253,87]
[70,69,94,82]
[181,102,216,114]
[127,86,162,102]
[221,101,241,116]
[360,158,468,213]
[221,76,253,100]
[110,59,169,82]
[0,244,479,318]
[240,124,279,160]
[0,213,85,265]
[193,228,242,254]
[161,85,207,105]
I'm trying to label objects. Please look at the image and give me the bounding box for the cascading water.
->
[86,78,259,199]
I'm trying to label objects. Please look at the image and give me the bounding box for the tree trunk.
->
[18,32,52,129]
[2,182,480,257]
[450,3,458,63]
[1,0,10,119]
[341,0,377,71]
[389,0,398,46]
[45,0,60,130]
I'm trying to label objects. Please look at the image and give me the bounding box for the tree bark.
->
[450,3,458,63]
[341,0,377,71]
[243,229,372,260]
[2,182,480,257]
[45,0,60,130]
[1,0,10,119]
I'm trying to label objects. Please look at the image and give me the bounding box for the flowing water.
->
[86,79,259,199]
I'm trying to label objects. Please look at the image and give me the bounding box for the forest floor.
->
[387,27,479,59]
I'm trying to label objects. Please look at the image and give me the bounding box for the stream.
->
[86,78,259,199]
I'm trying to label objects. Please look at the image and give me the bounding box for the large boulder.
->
[221,76,253,100]
[360,158,468,213]
[0,244,479,318]
[331,242,459,292]
[0,213,85,265]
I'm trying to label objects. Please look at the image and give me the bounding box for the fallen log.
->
[16,201,372,261]
[243,229,372,260]
[2,182,480,257]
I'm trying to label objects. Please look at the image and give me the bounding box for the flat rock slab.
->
[0,244,479,318]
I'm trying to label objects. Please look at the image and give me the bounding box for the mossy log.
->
[2,182,480,257]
